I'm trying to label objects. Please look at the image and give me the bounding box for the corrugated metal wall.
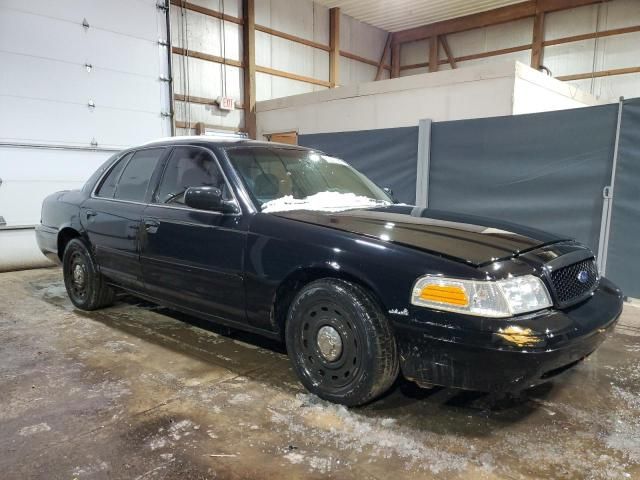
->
[400,0,640,101]
[172,0,389,136]
[544,0,640,100]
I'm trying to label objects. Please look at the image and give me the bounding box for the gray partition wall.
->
[299,127,419,204]
[427,105,620,253]
[296,101,637,298]
[605,98,640,298]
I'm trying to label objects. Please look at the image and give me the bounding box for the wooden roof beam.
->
[392,0,606,45]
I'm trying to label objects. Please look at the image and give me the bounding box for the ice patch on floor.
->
[86,379,131,400]
[606,385,640,462]
[169,419,195,440]
[72,461,108,477]
[103,340,138,353]
[284,452,304,465]
[228,393,252,405]
[149,437,167,450]
[270,393,469,474]
[18,422,51,436]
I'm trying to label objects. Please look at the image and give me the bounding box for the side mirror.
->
[184,186,238,213]
[382,186,398,203]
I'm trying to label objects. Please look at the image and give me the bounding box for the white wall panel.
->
[543,0,640,101]
[0,9,163,78]
[0,0,171,240]
[1,0,160,42]
[174,100,245,128]
[400,17,533,79]
[605,0,640,28]
[172,54,244,101]
[257,0,328,43]
[599,33,640,71]
[339,12,388,85]
[189,0,242,18]
[544,4,599,41]
[269,37,319,78]
[569,74,640,100]
[170,3,244,130]
[400,39,429,67]
[457,49,532,70]
[256,62,600,140]
[0,52,163,115]
[395,0,638,102]
[340,58,379,85]
[0,96,166,148]
[544,40,599,77]
[0,147,111,226]
[254,0,331,100]
[257,62,520,137]
[171,5,242,61]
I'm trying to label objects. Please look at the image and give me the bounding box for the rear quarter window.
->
[95,152,133,198]
[113,148,165,202]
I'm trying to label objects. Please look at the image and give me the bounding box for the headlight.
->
[410,274,552,318]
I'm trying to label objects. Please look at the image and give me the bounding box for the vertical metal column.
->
[596,97,624,275]
[165,0,175,136]
[415,119,432,207]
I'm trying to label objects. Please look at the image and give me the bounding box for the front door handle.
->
[144,219,160,234]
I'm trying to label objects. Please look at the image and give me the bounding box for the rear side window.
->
[113,148,164,202]
[95,152,133,198]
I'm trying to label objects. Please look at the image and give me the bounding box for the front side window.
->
[113,148,164,202]
[225,147,391,212]
[154,146,231,205]
[95,152,133,198]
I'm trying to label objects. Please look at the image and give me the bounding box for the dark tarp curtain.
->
[427,105,619,254]
[298,127,419,204]
[296,100,638,298]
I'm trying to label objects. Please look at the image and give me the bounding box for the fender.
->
[243,212,479,332]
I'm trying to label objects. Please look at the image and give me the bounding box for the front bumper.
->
[394,277,623,392]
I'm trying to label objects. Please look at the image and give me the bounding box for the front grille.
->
[549,258,599,307]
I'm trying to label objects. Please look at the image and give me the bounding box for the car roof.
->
[143,135,311,150]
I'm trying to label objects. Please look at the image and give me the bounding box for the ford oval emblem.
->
[577,270,589,284]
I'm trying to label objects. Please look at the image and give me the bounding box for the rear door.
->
[140,146,248,323]
[82,147,166,289]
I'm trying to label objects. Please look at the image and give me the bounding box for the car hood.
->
[270,205,568,266]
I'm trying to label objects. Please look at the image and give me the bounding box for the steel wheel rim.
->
[297,300,363,391]
[68,252,89,302]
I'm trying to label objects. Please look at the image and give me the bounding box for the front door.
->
[82,147,166,289]
[140,146,247,323]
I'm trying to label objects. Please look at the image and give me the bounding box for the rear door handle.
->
[144,219,160,234]
[85,209,97,221]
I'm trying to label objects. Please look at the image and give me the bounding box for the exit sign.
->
[218,96,235,111]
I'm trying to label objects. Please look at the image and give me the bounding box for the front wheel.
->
[62,238,115,310]
[285,279,399,406]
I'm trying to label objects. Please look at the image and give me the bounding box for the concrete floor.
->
[2,268,640,479]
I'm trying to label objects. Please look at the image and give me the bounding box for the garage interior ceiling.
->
[313,0,527,32]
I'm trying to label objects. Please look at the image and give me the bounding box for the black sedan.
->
[36,137,623,406]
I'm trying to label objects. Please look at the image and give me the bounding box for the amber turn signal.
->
[419,284,469,307]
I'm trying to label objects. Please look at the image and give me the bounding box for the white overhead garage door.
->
[0,0,172,268]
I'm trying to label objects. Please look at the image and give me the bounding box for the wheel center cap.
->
[73,264,85,287]
[316,325,342,362]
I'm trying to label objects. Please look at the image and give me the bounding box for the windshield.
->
[226,147,393,212]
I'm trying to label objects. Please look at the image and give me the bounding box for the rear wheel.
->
[285,278,399,406]
[62,238,115,310]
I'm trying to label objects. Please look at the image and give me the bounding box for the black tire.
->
[285,278,399,406]
[62,238,115,310]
